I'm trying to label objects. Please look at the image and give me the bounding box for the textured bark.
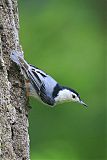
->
[0,0,30,160]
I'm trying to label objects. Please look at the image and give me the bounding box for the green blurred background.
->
[19,0,106,160]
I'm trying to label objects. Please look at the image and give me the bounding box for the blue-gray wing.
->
[27,65,57,105]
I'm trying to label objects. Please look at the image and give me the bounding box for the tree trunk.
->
[0,0,30,160]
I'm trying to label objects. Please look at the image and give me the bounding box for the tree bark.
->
[0,0,30,160]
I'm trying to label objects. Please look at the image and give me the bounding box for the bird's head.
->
[54,86,87,107]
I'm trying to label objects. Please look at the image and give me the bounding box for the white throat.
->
[55,89,72,103]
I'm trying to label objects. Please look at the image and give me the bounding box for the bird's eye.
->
[72,95,76,99]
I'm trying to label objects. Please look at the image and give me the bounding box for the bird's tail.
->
[10,50,29,70]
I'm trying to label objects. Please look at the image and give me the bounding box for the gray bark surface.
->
[0,0,30,160]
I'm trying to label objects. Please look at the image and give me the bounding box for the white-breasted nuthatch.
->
[10,51,87,107]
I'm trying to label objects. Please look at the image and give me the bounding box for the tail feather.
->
[10,51,29,70]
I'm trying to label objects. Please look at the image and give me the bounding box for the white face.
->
[70,92,80,102]
[55,89,80,103]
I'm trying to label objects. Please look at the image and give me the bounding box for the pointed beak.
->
[80,100,88,107]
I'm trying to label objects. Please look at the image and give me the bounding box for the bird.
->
[10,51,87,107]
